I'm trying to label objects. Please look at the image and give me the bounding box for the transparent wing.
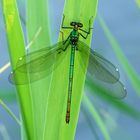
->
[77,40,126,99]
[77,40,120,83]
[9,41,70,85]
[87,75,127,99]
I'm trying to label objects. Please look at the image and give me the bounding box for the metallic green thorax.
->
[70,30,79,41]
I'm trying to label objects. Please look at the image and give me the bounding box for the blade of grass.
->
[136,0,140,8]
[26,0,51,140]
[97,15,140,97]
[0,63,10,74]
[83,95,111,140]
[85,76,140,120]
[2,0,34,139]
[0,99,21,125]
[43,0,98,140]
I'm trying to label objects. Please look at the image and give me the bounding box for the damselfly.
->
[9,15,127,124]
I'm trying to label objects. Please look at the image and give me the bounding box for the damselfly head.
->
[70,22,83,28]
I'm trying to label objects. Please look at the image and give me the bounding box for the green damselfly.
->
[9,15,127,124]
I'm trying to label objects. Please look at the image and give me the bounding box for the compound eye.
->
[78,23,83,27]
[70,22,76,26]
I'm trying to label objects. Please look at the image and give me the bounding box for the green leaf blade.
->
[2,0,34,139]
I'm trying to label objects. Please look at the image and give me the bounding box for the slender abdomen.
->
[66,45,75,123]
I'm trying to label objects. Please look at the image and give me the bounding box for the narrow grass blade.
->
[83,95,111,140]
[2,0,34,139]
[26,0,51,140]
[136,0,140,8]
[0,63,10,74]
[97,15,140,97]
[86,76,140,120]
[0,99,21,125]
